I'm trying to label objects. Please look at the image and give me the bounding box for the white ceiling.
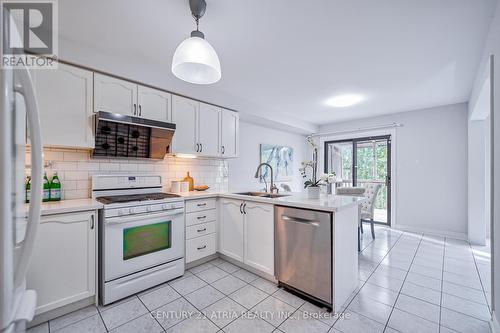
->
[58,0,497,132]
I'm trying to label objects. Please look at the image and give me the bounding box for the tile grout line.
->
[135,294,166,333]
[332,229,405,330]
[382,232,424,332]
[439,237,447,332]
[468,241,492,314]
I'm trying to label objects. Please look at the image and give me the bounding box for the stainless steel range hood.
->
[93,111,175,159]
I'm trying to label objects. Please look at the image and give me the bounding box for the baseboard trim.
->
[394,224,467,240]
[491,311,500,333]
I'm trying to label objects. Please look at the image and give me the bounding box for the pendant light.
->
[171,0,221,84]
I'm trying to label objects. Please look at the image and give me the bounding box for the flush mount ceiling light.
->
[325,94,364,108]
[171,0,221,85]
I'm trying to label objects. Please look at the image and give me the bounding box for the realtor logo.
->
[1,0,58,68]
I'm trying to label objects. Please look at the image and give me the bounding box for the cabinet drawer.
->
[185,198,216,213]
[186,222,216,239]
[186,234,216,263]
[186,209,216,226]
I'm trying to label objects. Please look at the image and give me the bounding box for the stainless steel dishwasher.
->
[275,206,332,308]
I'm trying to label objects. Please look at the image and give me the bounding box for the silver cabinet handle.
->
[197,228,207,232]
[197,215,206,219]
[90,215,95,229]
[243,203,247,214]
[195,143,200,152]
[239,202,243,214]
[282,215,319,226]
[133,103,137,115]
[197,203,207,207]
[221,145,225,154]
[197,245,207,250]
[200,143,203,152]
[139,104,142,116]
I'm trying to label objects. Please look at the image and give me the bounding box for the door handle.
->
[90,215,95,229]
[197,245,207,250]
[243,203,247,214]
[197,203,207,207]
[195,143,200,152]
[197,215,206,219]
[221,145,225,154]
[282,215,320,226]
[133,103,137,115]
[239,202,243,214]
[138,104,142,116]
[197,228,207,232]
[200,143,203,152]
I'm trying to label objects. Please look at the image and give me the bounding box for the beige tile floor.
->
[28,226,492,333]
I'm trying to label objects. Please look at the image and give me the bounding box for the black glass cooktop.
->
[96,193,181,205]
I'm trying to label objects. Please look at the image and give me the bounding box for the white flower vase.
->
[307,186,320,199]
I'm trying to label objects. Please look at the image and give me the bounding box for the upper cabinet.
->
[137,85,172,122]
[32,63,94,148]
[94,74,172,122]
[198,103,220,156]
[220,109,239,158]
[171,95,199,155]
[94,73,137,116]
[172,96,238,158]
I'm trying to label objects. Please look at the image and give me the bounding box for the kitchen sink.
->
[234,192,290,198]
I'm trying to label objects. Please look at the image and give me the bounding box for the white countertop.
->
[22,192,362,216]
[178,191,364,213]
[24,198,104,216]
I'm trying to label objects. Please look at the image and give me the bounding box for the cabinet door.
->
[33,63,94,148]
[220,109,239,158]
[26,211,96,315]
[137,85,172,122]
[219,199,244,262]
[171,95,199,154]
[244,202,274,275]
[94,73,137,116]
[198,103,220,156]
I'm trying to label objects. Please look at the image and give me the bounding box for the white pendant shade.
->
[171,36,221,84]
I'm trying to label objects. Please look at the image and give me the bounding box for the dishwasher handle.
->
[281,215,320,227]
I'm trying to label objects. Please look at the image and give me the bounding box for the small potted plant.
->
[300,136,322,198]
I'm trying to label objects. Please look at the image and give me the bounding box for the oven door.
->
[104,208,184,281]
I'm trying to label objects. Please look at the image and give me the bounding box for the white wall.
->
[468,120,486,244]
[228,121,307,193]
[318,103,468,238]
[469,0,499,323]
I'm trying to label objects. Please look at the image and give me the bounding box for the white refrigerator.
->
[0,40,44,333]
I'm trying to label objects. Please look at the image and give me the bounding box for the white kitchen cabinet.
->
[94,73,137,116]
[219,199,274,274]
[32,63,94,148]
[220,109,239,158]
[198,102,220,156]
[185,198,217,263]
[171,95,199,155]
[26,211,96,315]
[137,85,172,122]
[219,199,244,262]
[243,202,274,275]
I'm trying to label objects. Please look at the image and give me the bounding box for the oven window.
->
[123,221,171,260]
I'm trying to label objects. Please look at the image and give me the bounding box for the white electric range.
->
[92,174,185,305]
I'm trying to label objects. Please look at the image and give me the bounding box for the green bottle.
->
[25,176,31,203]
[43,172,50,202]
[50,172,61,201]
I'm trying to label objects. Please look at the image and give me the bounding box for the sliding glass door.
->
[324,135,391,225]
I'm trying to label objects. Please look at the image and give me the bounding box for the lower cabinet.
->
[185,198,217,263]
[26,211,96,315]
[219,199,274,275]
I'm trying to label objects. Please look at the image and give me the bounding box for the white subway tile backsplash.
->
[38,149,229,200]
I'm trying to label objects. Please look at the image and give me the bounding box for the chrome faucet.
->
[254,163,279,193]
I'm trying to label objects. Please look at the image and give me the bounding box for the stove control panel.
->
[105,200,185,218]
